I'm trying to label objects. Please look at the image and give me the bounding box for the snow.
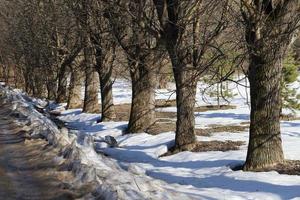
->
[0,85,192,199]
[2,77,300,199]
[55,78,300,200]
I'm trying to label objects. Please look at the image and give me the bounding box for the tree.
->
[239,0,300,170]
[105,0,162,133]
[90,1,116,121]
[67,58,84,109]
[153,0,228,150]
[71,0,100,113]
[0,0,82,101]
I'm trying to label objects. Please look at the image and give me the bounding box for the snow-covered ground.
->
[59,78,300,200]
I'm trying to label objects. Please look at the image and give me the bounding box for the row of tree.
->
[0,0,299,171]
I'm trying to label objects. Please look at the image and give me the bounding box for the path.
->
[0,106,93,200]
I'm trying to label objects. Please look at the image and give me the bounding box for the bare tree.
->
[237,0,300,170]
[71,0,100,113]
[105,0,163,133]
[90,1,116,121]
[153,0,228,150]
[67,57,84,109]
[0,0,82,101]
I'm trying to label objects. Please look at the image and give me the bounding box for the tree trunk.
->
[173,67,197,150]
[47,81,57,100]
[56,65,69,103]
[46,70,58,100]
[33,74,46,98]
[82,42,100,114]
[99,69,115,121]
[244,54,284,170]
[127,60,156,133]
[94,45,116,122]
[166,41,198,150]
[67,67,83,109]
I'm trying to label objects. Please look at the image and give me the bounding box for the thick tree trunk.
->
[166,42,198,150]
[127,61,156,133]
[173,67,197,150]
[239,0,300,171]
[94,46,116,122]
[47,81,57,100]
[82,43,100,114]
[56,65,69,103]
[244,54,284,170]
[67,68,83,109]
[33,75,46,98]
[46,70,58,100]
[98,66,116,121]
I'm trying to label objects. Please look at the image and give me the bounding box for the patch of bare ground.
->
[194,104,237,112]
[147,122,175,135]
[106,102,180,122]
[147,122,249,136]
[156,111,177,119]
[161,140,245,157]
[280,114,300,121]
[155,99,177,108]
[240,121,250,125]
[195,124,249,136]
[62,100,248,136]
[72,100,237,122]
[233,160,300,175]
[155,104,237,120]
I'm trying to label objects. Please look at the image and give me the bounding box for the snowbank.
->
[0,85,191,200]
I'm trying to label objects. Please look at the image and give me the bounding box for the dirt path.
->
[0,113,94,199]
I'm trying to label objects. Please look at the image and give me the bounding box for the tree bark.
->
[173,66,197,150]
[67,67,83,109]
[46,70,58,100]
[98,64,116,121]
[47,81,57,100]
[127,60,156,133]
[153,0,199,150]
[94,43,116,122]
[82,42,100,113]
[56,65,69,103]
[240,0,300,171]
[244,54,284,170]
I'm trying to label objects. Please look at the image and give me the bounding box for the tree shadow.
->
[60,109,127,134]
[104,148,242,170]
[281,121,300,128]
[59,109,82,116]
[196,112,249,121]
[103,147,300,199]
[147,171,300,199]
[282,131,300,138]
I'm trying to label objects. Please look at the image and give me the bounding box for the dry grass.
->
[280,114,300,121]
[233,160,300,176]
[195,124,249,136]
[147,120,248,136]
[192,140,245,152]
[162,140,245,157]
[194,104,237,112]
[71,100,238,122]
[83,100,247,136]
[155,99,177,108]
